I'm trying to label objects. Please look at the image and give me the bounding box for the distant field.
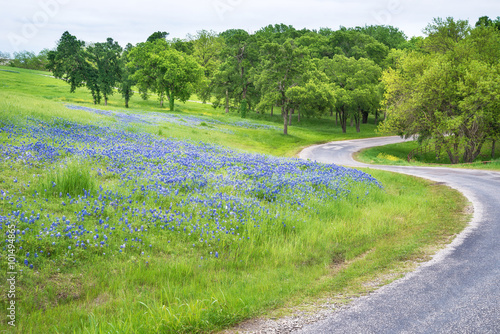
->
[0,66,468,333]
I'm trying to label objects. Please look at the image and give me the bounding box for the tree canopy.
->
[37,17,500,146]
[380,22,500,163]
[127,40,203,111]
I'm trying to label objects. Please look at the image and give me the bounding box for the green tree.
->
[128,40,203,111]
[189,30,225,102]
[475,16,493,27]
[254,39,309,134]
[286,73,336,122]
[118,43,136,108]
[146,31,169,43]
[0,51,10,62]
[9,49,50,70]
[47,32,100,102]
[317,55,382,132]
[87,38,122,106]
[325,28,389,66]
[212,29,258,113]
[351,25,408,49]
[423,17,471,53]
[380,24,500,163]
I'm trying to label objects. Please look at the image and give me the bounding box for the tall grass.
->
[35,160,96,197]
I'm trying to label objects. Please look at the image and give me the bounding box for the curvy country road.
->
[297,137,500,334]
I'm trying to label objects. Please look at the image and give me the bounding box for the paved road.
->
[297,137,500,334]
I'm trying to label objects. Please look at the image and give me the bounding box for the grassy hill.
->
[0,66,468,333]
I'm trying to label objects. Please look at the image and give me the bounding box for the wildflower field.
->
[0,67,467,333]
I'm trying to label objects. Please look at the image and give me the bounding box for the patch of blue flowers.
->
[65,104,278,132]
[0,117,380,270]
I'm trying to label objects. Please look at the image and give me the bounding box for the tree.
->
[189,30,225,102]
[317,55,382,132]
[254,39,309,134]
[380,24,500,163]
[212,29,259,113]
[423,17,470,53]
[118,43,136,108]
[170,38,193,54]
[87,38,122,105]
[475,16,493,27]
[351,25,408,49]
[128,40,203,111]
[146,31,169,43]
[8,49,50,70]
[286,73,336,122]
[47,31,90,96]
[0,51,10,62]
[325,29,389,66]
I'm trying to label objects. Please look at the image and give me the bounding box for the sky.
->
[1,0,499,55]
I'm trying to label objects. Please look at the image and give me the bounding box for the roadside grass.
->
[0,66,469,333]
[356,140,500,171]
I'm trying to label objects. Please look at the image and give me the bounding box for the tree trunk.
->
[492,139,496,159]
[104,96,108,106]
[435,142,441,161]
[271,106,274,117]
[169,96,175,111]
[282,105,288,135]
[446,150,460,164]
[374,110,378,125]
[225,89,229,113]
[297,110,300,123]
[362,111,368,124]
[339,107,347,133]
[335,109,338,126]
[463,139,484,163]
[355,108,361,133]
[330,108,333,117]
[350,116,353,127]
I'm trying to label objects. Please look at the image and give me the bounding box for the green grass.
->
[356,140,500,171]
[0,66,470,333]
[35,160,96,198]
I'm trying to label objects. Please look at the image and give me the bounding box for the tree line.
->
[3,16,499,161]
[42,23,413,135]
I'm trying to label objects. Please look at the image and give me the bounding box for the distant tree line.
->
[41,24,412,135]
[2,16,499,148]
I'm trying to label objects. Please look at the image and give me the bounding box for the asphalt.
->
[296,137,500,334]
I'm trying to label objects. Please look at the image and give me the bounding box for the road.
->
[296,137,500,334]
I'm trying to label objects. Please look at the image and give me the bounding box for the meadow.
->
[0,67,468,333]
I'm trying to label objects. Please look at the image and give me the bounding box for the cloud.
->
[1,0,500,54]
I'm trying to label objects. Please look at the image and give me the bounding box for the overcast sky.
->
[1,0,499,54]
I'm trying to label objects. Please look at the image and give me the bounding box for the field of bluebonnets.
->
[0,67,467,333]
[1,114,379,271]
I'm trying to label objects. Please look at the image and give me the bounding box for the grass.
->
[0,66,470,333]
[356,140,500,171]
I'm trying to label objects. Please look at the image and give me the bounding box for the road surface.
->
[296,137,500,334]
